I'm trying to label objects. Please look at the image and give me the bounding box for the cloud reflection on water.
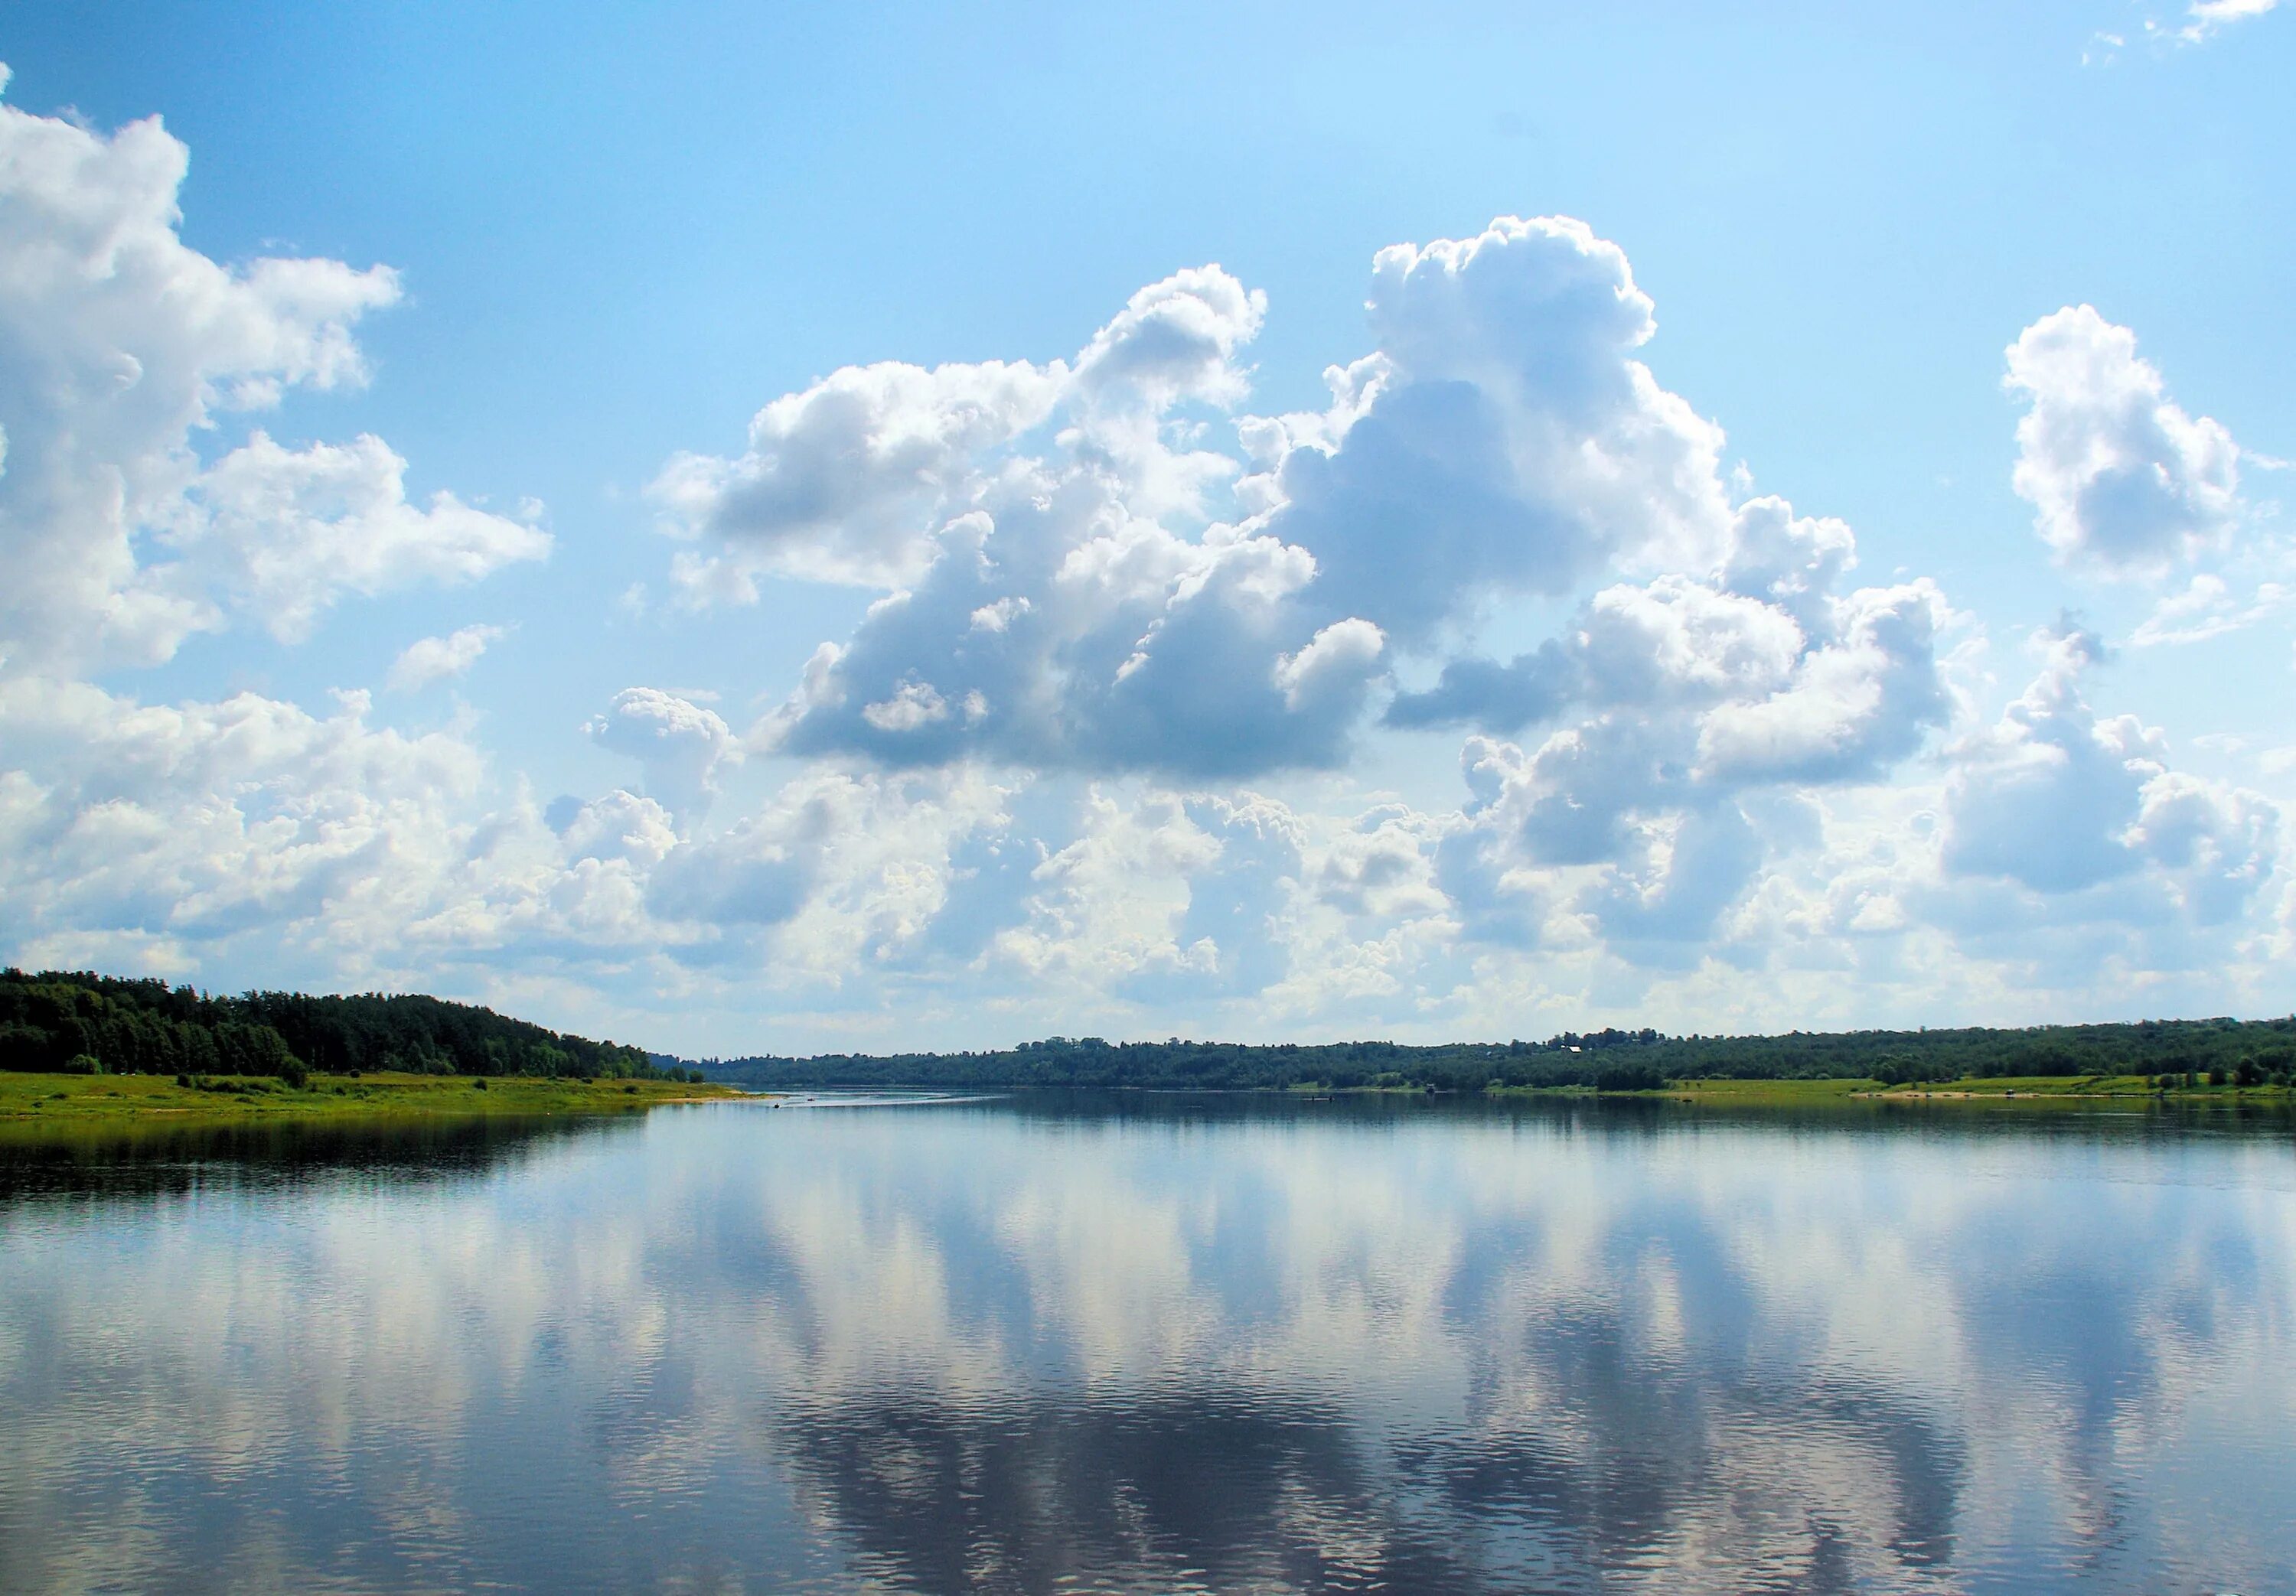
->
[1,1099,2292,1593]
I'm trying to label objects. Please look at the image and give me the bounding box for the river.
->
[2,1093,2291,1593]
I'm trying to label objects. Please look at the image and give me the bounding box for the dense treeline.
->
[694,1017,2296,1093]
[0,969,691,1084]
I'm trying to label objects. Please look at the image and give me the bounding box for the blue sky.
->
[1,2,2291,1054]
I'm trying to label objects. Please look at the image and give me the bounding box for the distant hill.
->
[0,969,688,1085]
[688,1018,2296,1093]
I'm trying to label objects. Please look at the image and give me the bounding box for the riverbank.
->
[1673,1074,2291,1105]
[10,1070,2288,1129]
[1418,1075,2294,1107]
[0,1070,752,1129]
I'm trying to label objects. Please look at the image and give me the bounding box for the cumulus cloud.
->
[1261,217,1733,645]
[651,359,1065,592]
[583,689,735,825]
[1403,500,1947,834]
[2006,307,2243,574]
[620,215,1987,990]
[181,436,548,641]
[1940,624,2275,918]
[0,64,2285,1041]
[1695,579,1955,785]
[387,624,507,692]
[0,674,488,969]
[1273,618,1384,711]
[1384,643,1575,734]
[861,782,1364,1018]
[0,77,547,673]
[687,217,1779,781]
[1405,499,1956,969]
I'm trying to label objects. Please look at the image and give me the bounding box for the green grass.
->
[0,1070,748,1129]
[9,1070,2281,1130]
[1489,1074,2295,1107]
[1652,1076,1876,1105]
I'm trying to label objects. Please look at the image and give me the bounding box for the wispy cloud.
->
[2180,0,2280,42]
[386,624,507,692]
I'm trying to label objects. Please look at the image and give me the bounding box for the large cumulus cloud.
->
[669,217,1801,783]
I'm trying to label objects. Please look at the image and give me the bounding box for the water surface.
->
[2,1094,2291,1593]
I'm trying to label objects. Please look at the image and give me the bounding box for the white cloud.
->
[2006,306,2243,575]
[583,688,735,825]
[2180,0,2280,41]
[651,358,1065,592]
[706,217,1770,782]
[0,62,2286,1044]
[386,624,507,693]
[0,79,546,673]
[1071,265,1266,414]
[0,673,488,971]
[1939,624,2276,917]
[186,435,547,642]
[1273,618,1384,710]
[1696,581,1955,784]
[992,787,1222,991]
[2130,573,2294,646]
[1267,216,1734,644]
[861,678,952,733]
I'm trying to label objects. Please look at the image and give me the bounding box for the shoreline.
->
[5,1070,2288,1135]
[0,1070,755,1132]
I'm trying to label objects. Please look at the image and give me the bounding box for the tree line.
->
[690,1018,2296,1093]
[0,969,693,1085]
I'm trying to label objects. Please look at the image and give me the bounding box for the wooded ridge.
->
[0,969,692,1085]
[689,1018,2296,1093]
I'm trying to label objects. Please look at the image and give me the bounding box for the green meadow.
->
[0,1070,748,1132]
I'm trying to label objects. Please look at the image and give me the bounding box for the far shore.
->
[5,1070,2289,1135]
[1439,1074,2290,1107]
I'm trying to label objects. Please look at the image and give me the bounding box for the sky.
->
[1,1,2291,1056]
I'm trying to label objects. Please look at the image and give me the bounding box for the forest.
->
[0,969,687,1084]
[694,1017,2296,1093]
[11,961,2295,1096]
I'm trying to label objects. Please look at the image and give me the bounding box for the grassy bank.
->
[0,1070,749,1128]
[8,1070,2285,1129]
[1570,1074,2292,1106]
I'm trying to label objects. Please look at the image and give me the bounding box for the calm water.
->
[2,1096,2293,1594]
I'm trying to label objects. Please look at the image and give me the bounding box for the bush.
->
[1595,1061,1665,1093]
[61,1053,103,1075]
